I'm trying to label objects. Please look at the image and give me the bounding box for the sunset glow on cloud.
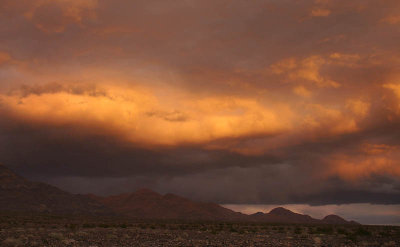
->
[1,0,400,221]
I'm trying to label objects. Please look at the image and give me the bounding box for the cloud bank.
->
[0,0,400,208]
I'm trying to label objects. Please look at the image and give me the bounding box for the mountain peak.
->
[251,212,265,217]
[90,188,245,221]
[0,164,25,184]
[164,193,185,199]
[323,214,345,221]
[269,207,295,216]
[322,214,357,224]
[0,163,12,172]
[134,188,160,196]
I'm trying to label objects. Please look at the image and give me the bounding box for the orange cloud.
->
[346,99,370,117]
[24,0,98,33]
[270,56,340,88]
[0,52,11,65]
[329,53,361,67]
[0,83,294,147]
[383,83,400,113]
[1,77,377,157]
[270,53,365,90]
[384,83,400,99]
[302,104,359,135]
[331,155,400,181]
[360,143,398,155]
[381,15,400,24]
[293,85,312,98]
[311,8,331,17]
[325,141,400,181]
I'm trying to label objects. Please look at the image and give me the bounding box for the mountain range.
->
[0,163,111,215]
[0,163,357,224]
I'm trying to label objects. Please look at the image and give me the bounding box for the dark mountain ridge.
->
[0,163,112,215]
[89,189,246,221]
[90,190,358,224]
[249,206,320,224]
[0,164,358,224]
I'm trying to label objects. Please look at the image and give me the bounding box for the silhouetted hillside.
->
[89,189,246,221]
[0,164,112,215]
[0,164,358,224]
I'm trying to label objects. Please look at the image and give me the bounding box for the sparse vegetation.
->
[0,214,399,246]
[48,232,64,240]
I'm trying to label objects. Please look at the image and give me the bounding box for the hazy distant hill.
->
[0,163,357,224]
[0,163,111,215]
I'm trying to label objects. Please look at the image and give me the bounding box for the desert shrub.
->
[316,226,333,235]
[354,227,371,236]
[2,237,23,246]
[49,232,64,240]
[82,223,95,228]
[294,227,302,234]
[66,223,78,231]
[262,225,269,231]
[98,223,110,228]
[308,227,317,234]
[76,231,88,237]
[106,233,117,239]
[62,239,76,245]
[249,227,258,233]
[379,231,391,237]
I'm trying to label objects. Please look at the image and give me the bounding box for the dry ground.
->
[0,214,399,247]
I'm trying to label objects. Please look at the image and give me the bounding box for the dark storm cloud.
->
[0,110,280,178]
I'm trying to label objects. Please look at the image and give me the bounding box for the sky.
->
[0,0,400,224]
